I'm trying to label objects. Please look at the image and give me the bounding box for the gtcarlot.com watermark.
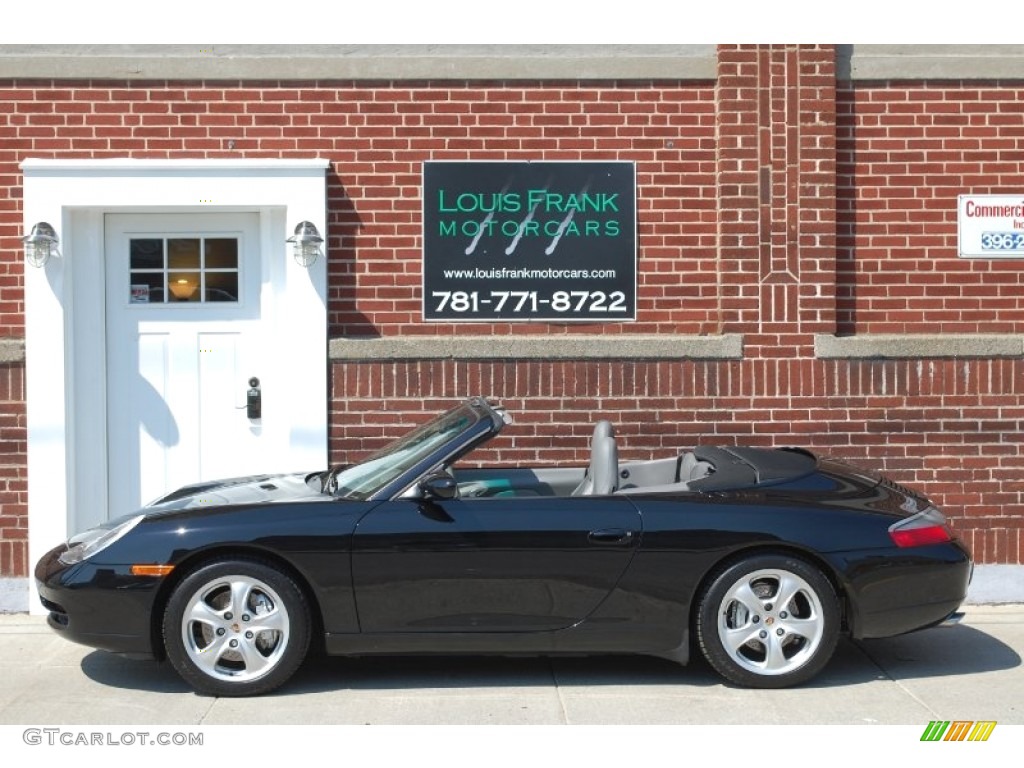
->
[23,728,202,747]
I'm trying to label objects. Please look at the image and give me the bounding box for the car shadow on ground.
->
[79,623,1020,696]
[850,622,1022,682]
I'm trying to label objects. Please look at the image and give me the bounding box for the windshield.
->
[326,402,487,500]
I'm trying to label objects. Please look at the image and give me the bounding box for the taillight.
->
[889,506,953,548]
[890,525,952,547]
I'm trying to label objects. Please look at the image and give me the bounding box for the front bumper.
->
[34,544,162,659]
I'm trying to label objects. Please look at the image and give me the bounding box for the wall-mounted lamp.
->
[287,221,323,267]
[22,222,59,268]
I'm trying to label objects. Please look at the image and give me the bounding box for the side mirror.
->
[421,473,458,501]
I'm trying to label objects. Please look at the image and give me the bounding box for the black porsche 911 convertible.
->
[36,397,971,696]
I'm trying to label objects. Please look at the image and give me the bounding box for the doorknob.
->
[246,377,261,419]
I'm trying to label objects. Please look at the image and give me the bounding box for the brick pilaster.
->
[716,45,837,348]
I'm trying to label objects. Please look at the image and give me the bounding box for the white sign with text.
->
[958,194,1024,258]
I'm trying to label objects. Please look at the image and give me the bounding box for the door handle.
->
[246,377,261,419]
[588,528,634,545]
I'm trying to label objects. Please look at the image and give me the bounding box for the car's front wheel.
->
[695,553,839,688]
[163,558,310,697]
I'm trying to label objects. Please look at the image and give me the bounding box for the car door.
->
[351,495,642,633]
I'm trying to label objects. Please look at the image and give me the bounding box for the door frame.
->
[23,159,330,613]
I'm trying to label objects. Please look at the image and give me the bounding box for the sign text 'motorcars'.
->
[423,161,637,322]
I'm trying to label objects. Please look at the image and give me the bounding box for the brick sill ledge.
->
[10,334,1020,364]
[815,334,1024,359]
[330,334,744,361]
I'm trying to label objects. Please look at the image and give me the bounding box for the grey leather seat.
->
[678,452,713,482]
[591,419,614,443]
[572,421,619,496]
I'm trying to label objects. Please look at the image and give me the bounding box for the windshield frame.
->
[327,397,506,501]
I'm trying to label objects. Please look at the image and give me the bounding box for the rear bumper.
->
[825,539,972,640]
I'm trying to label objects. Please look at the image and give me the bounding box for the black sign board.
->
[422,161,637,322]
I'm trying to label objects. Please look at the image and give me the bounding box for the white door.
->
[105,212,274,517]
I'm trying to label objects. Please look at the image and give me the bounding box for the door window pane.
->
[205,239,238,269]
[128,236,240,305]
[205,272,239,302]
[130,239,163,270]
[130,274,165,303]
[168,239,201,269]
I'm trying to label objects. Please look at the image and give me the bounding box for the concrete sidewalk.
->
[0,605,1020,726]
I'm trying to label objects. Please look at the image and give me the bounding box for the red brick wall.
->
[716,45,837,341]
[0,46,1022,580]
[837,82,1024,334]
[326,49,1022,567]
[0,364,26,578]
[829,79,1024,563]
[326,82,718,336]
[0,80,719,337]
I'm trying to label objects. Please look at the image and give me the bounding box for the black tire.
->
[695,553,839,688]
[163,558,311,697]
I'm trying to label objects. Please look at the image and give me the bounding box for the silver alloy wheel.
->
[181,574,291,683]
[716,567,826,676]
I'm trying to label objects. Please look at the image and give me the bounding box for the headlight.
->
[58,515,146,566]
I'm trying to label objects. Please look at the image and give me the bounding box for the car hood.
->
[143,472,325,514]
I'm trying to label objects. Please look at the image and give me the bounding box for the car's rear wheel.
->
[695,553,839,688]
[163,558,310,697]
